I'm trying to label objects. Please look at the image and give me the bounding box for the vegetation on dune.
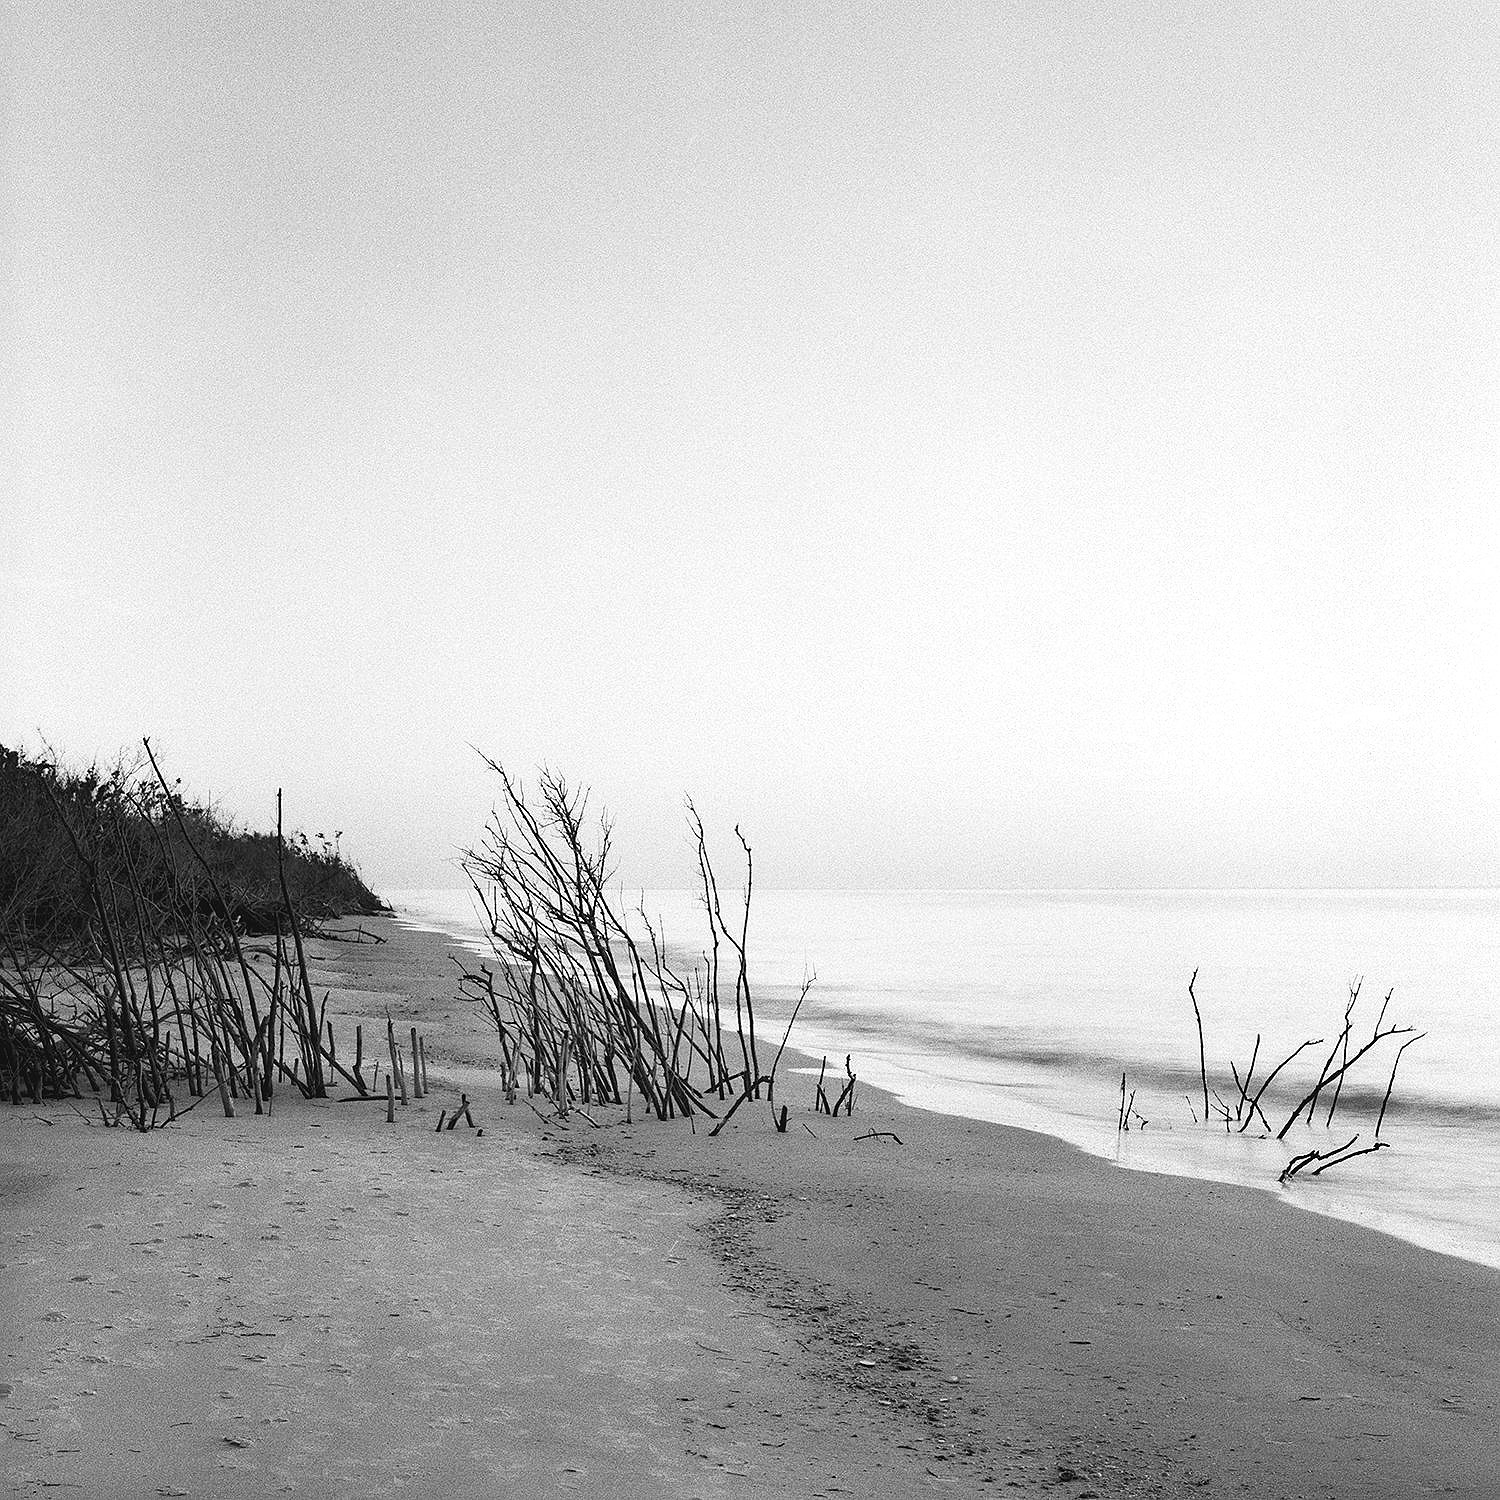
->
[0,741,385,948]
[0,739,388,1128]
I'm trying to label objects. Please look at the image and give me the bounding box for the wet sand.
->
[3,916,1496,1497]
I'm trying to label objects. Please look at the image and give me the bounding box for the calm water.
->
[392,887,1500,1271]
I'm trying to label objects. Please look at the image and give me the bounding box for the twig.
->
[1375,1033,1424,1140]
[1188,968,1208,1125]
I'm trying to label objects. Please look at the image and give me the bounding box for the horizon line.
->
[382,883,1500,897]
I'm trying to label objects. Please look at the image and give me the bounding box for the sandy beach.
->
[3,916,1496,1499]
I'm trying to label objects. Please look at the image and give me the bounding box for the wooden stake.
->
[211,1047,234,1119]
[386,1017,400,1102]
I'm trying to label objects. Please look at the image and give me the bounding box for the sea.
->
[390,887,1499,1272]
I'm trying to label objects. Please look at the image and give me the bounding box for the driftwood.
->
[1280,1132,1390,1182]
[1149,969,1424,1186]
[830,1055,858,1117]
[1116,1073,1147,1132]
[811,1052,861,1118]
[459,763,816,1137]
[1375,1033,1425,1140]
[1237,1037,1324,1134]
[1187,968,1209,1126]
[1276,1018,1416,1140]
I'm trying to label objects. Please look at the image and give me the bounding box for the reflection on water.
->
[391,886,1500,1271]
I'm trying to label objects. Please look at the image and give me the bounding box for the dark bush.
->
[0,742,384,952]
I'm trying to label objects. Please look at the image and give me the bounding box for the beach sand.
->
[3,917,1496,1498]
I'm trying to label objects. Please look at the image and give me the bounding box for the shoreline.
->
[604,1083,1500,1497]
[393,894,1500,1276]
[4,915,1497,1497]
[778,1029,1500,1275]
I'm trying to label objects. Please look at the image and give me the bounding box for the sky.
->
[3,1,1497,892]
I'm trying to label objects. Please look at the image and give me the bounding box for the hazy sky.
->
[4,2,1496,891]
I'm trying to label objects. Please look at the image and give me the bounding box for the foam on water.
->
[390,886,1500,1270]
